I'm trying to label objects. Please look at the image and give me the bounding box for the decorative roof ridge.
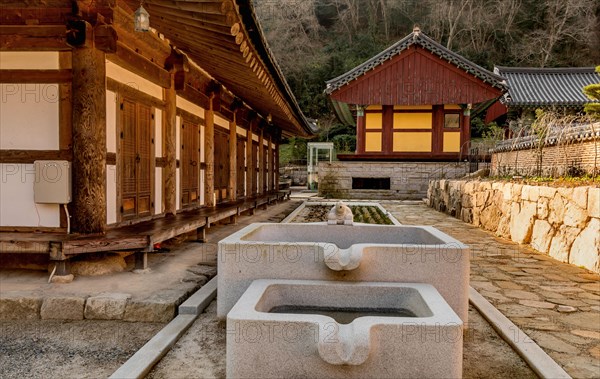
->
[325,29,507,94]
[495,66,598,74]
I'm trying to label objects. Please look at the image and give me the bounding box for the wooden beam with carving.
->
[106,77,165,109]
[107,41,171,88]
[0,25,69,51]
[113,5,171,63]
[0,70,72,83]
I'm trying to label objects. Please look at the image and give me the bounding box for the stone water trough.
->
[227,279,463,378]
[217,222,470,322]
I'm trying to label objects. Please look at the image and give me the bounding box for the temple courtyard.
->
[1,193,598,378]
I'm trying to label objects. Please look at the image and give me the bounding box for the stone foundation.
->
[427,180,600,273]
[318,161,469,200]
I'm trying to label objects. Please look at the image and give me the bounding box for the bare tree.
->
[517,0,596,66]
[427,0,471,49]
[255,0,324,74]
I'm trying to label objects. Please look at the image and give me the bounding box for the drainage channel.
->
[109,277,217,379]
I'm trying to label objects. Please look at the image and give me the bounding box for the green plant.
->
[583,66,600,118]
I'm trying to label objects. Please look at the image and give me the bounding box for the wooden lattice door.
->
[262,145,268,193]
[181,119,200,207]
[214,128,229,203]
[236,136,246,198]
[120,99,153,219]
[251,141,258,196]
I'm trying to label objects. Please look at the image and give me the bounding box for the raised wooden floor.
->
[0,192,288,264]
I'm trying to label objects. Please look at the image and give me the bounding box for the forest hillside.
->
[255,0,600,155]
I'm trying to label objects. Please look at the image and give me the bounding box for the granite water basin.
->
[226,279,463,378]
[217,223,469,322]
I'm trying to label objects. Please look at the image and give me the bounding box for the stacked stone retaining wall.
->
[428,180,600,273]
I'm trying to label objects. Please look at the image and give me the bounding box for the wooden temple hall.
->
[321,27,508,199]
[0,0,316,273]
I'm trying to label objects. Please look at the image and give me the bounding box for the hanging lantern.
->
[134,3,150,32]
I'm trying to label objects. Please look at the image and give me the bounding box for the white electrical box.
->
[34,160,72,204]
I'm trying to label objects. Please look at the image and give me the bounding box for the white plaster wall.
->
[252,133,259,142]
[200,124,205,161]
[106,61,162,99]
[200,170,205,205]
[176,116,181,210]
[200,125,205,205]
[176,116,181,160]
[155,167,162,215]
[0,83,59,150]
[176,96,205,118]
[106,165,117,225]
[236,125,246,137]
[214,115,229,129]
[0,52,59,70]
[176,168,181,210]
[106,90,117,153]
[0,164,59,227]
[155,108,163,157]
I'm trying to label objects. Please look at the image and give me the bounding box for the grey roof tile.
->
[495,66,600,107]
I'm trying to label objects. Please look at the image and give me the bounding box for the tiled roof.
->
[325,30,507,94]
[495,66,600,107]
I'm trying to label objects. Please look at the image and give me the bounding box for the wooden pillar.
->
[228,112,237,202]
[268,133,273,192]
[258,127,265,195]
[461,104,472,158]
[71,22,107,234]
[164,74,177,215]
[432,105,444,154]
[382,105,393,154]
[245,119,254,198]
[275,139,280,191]
[59,52,73,230]
[204,96,215,207]
[356,106,365,154]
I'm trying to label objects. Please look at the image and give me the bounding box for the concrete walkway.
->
[381,200,600,378]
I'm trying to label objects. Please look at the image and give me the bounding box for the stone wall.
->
[490,123,600,177]
[280,165,307,186]
[491,140,600,177]
[318,161,469,200]
[428,180,600,273]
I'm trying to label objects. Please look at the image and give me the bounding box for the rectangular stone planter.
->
[218,223,470,322]
[227,279,463,378]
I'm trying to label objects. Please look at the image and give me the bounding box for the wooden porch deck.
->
[0,191,290,271]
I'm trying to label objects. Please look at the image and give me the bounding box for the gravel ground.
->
[147,301,536,379]
[0,319,164,378]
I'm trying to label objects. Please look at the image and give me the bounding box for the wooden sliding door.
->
[120,99,154,220]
